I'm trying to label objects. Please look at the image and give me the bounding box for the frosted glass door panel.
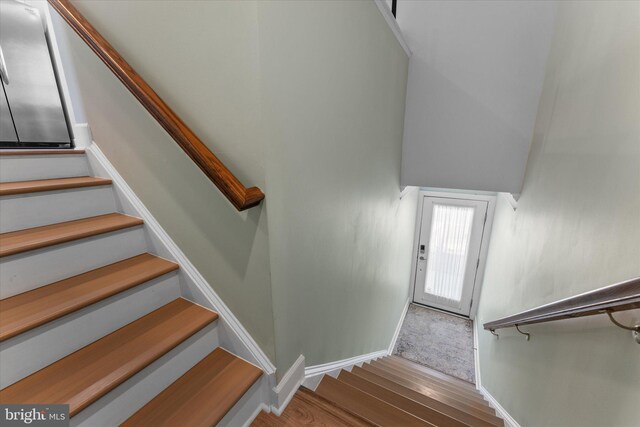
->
[424,204,474,305]
[413,196,488,316]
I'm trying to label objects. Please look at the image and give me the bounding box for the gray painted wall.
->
[475,2,640,426]
[258,1,416,375]
[57,0,275,361]
[397,1,557,193]
[55,0,414,378]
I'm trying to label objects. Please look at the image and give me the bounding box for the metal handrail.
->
[483,277,640,343]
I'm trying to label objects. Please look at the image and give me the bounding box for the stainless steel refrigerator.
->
[0,0,71,147]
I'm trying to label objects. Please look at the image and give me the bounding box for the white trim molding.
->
[478,385,521,427]
[388,297,410,354]
[302,349,388,390]
[475,321,520,427]
[270,355,305,416]
[85,142,277,377]
[373,0,411,57]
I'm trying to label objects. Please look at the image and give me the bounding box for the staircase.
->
[254,355,503,426]
[0,150,262,426]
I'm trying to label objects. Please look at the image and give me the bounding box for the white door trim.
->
[410,190,496,319]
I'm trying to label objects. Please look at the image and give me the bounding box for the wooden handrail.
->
[48,0,264,211]
[483,277,640,331]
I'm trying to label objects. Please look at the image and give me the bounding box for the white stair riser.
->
[0,155,90,182]
[0,227,146,298]
[0,273,180,388]
[72,323,219,427]
[220,375,267,427]
[0,186,117,233]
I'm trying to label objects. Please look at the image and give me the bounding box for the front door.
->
[413,195,488,316]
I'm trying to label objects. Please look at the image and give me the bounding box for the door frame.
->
[409,190,496,319]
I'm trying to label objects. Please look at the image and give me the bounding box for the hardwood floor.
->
[253,356,503,427]
[252,388,372,426]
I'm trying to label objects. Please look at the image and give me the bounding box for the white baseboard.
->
[270,355,305,416]
[475,321,519,427]
[473,319,481,387]
[388,297,410,354]
[303,349,388,390]
[242,403,269,427]
[85,142,276,378]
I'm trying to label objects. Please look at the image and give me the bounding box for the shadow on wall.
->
[402,59,532,193]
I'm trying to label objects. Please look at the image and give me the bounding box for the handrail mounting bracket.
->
[606,310,640,344]
[515,324,530,341]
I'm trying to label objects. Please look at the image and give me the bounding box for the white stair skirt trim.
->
[85,142,276,376]
[478,385,521,427]
[388,297,411,354]
[475,321,519,427]
[270,355,305,416]
[373,0,411,57]
[242,403,269,427]
[303,349,388,391]
[473,318,481,387]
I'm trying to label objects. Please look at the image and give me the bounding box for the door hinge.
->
[484,211,488,223]
[476,258,480,269]
[470,298,474,309]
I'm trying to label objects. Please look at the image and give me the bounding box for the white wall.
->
[258,0,416,377]
[398,0,557,193]
[476,1,640,425]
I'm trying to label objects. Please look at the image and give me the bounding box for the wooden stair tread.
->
[338,370,468,427]
[368,362,487,405]
[0,177,112,196]
[0,149,85,156]
[252,411,284,426]
[251,387,373,427]
[350,366,503,426]
[252,389,372,427]
[0,213,143,257]
[388,356,476,390]
[123,347,261,427]
[0,298,218,416]
[0,254,179,342]
[361,364,496,415]
[316,375,434,427]
[296,387,373,426]
[372,360,484,400]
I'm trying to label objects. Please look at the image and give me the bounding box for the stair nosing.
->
[350,366,504,426]
[0,213,144,258]
[122,348,262,426]
[386,356,477,389]
[361,364,495,414]
[0,253,179,342]
[373,360,484,399]
[338,370,469,427]
[0,150,85,156]
[297,387,374,426]
[0,177,112,196]
[0,298,218,416]
[316,375,433,427]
